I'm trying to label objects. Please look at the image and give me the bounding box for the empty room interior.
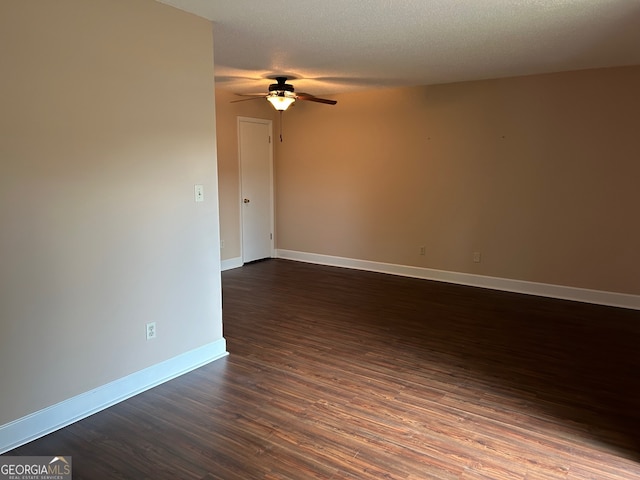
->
[2,0,640,478]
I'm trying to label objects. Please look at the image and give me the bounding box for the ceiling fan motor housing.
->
[269,77,294,94]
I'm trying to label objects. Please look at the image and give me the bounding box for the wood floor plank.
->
[6,259,640,479]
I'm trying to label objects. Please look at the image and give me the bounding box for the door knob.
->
[243,198,250,204]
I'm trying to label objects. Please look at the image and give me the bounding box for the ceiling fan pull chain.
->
[280,110,284,142]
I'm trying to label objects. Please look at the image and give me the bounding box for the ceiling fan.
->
[231,76,337,111]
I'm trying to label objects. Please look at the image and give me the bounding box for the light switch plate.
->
[194,184,204,202]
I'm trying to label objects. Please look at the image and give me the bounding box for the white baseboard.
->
[0,338,228,454]
[221,256,243,271]
[275,249,640,311]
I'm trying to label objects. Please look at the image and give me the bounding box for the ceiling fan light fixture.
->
[266,91,296,111]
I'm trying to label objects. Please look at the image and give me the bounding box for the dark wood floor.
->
[7,259,640,479]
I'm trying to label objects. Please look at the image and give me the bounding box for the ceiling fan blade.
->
[296,93,337,105]
[230,95,266,103]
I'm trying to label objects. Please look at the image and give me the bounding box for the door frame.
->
[237,116,275,263]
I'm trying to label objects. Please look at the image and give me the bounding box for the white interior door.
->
[239,117,273,263]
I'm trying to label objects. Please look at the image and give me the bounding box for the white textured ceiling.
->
[159,0,640,96]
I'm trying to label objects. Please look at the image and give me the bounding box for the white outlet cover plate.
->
[146,322,157,340]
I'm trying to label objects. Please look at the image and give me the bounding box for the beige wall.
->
[215,89,276,261]
[259,66,639,295]
[0,0,221,424]
[215,67,640,295]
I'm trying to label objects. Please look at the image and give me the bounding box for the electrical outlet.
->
[220,239,225,249]
[146,322,157,340]
[419,246,426,256]
[473,252,481,263]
